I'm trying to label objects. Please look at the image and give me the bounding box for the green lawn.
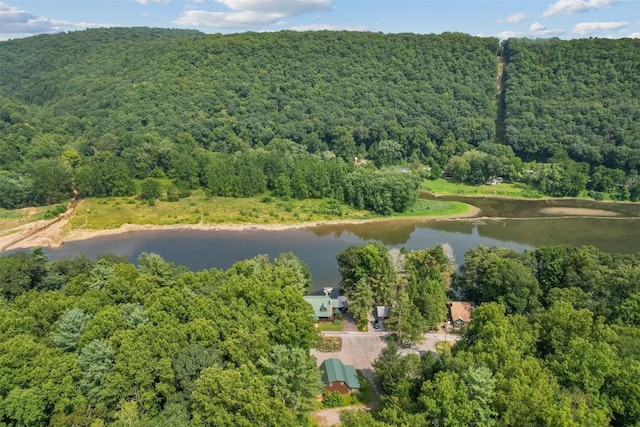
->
[317,320,344,332]
[422,178,544,198]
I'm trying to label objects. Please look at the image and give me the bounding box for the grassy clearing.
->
[395,198,471,218]
[422,178,543,198]
[0,206,51,235]
[68,190,369,230]
[66,190,474,231]
[317,319,344,332]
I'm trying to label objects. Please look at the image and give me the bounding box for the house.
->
[303,296,340,321]
[447,301,474,329]
[319,358,361,394]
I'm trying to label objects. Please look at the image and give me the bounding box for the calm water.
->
[37,213,639,294]
[5,195,638,294]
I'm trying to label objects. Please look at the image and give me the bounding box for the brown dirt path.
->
[311,405,368,427]
[0,199,81,251]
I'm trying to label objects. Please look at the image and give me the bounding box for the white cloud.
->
[135,0,171,4]
[497,30,525,40]
[174,10,283,28]
[290,24,367,32]
[529,22,565,36]
[216,0,330,15]
[530,22,545,32]
[572,21,628,35]
[0,2,113,36]
[173,0,331,29]
[543,0,623,17]
[504,12,527,23]
[628,32,640,38]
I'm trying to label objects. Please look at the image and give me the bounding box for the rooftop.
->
[303,296,335,320]
[319,358,360,390]
[448,301,474,323]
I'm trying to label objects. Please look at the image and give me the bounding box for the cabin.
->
[319,358,361,394]
[303,296,341,322]
[447,301,474,329]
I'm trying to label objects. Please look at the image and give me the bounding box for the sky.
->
[1,0,639,41]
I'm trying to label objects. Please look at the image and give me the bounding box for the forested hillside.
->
[1,28,639,209]
[0,28,498,154]
[501,38,640,198]
[503,38,640,170]
[0,28,500,210]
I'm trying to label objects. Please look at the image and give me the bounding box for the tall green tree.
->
[258,345,322,418]
[50,308,91,351]
[191,364,297,427]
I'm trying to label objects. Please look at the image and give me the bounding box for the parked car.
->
[373,320,380,329]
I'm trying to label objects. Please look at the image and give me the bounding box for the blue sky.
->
[1,0,639,41]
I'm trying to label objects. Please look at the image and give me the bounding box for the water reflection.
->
[310,221,418,246]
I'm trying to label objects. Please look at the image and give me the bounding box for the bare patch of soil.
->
[0,199,80,251]
[311,406,367,427]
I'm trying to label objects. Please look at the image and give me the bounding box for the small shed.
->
[319,358,361,394]
[375,305,391,320]
[447,301,474,329]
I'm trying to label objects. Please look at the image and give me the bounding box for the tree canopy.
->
[0,249,320,426]
[347,244,640,426]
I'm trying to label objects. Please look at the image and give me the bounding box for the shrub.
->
[43,204,67,219]
[323,391,344,408]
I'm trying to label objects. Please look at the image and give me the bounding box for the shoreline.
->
[3,202,637,253]
[0,205,482,252]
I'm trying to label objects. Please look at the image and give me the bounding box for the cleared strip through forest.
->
[495,54,507,145]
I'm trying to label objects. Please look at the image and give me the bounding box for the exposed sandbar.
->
[539,207,618,217]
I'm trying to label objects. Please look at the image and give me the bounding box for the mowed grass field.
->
[422,178,543,198]
[66,190,473,231]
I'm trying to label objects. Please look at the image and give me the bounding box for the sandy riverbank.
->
[0,204,482,252]
[539,207,619,216]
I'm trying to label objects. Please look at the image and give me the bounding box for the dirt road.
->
[0,198,81,251]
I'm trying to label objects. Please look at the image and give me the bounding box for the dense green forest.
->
[1,28,639,210]
[0,249,321,426]
[1,244,639,426]
[501,38,640,199]
[340,244,640,427]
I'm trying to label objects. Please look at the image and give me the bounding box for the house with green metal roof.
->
[319,358,361,394]
[303,296,341,321]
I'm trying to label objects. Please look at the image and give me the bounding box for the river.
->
[35,195,639,294]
